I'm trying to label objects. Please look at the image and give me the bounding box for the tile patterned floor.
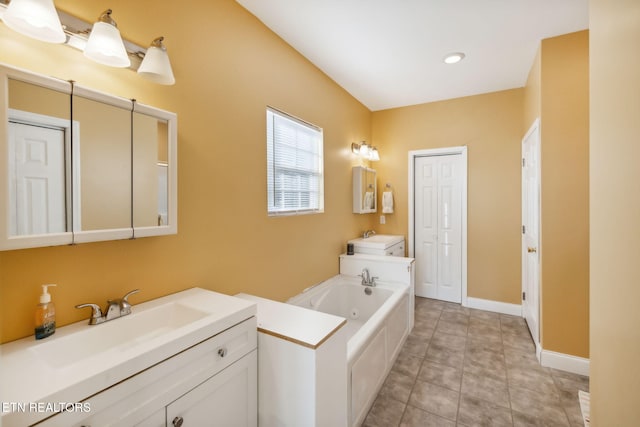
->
[363,297,589,427]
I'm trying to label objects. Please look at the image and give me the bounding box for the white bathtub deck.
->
[342,319,365,341]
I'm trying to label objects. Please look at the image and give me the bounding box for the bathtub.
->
[289,274,411,426]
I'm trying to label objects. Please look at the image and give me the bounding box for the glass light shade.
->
[369,147,380,161]
[84,21,130,68]
[1,0,65,43]
[359,142,370,157]
[138,39,175,85]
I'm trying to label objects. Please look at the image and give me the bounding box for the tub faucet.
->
[363,230,376,238]
[75,289,140,325]
[360,268,378,287]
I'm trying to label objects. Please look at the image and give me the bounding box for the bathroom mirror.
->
[71,86,133,243]
[0,63,178,250]
[132,104,177,237]
[0,69,74,248]
[352,166,377,214]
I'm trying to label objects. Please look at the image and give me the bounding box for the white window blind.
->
[267,107,324,215]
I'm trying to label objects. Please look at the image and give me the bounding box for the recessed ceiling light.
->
[443,52,465,64]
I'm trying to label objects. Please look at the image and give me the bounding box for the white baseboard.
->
[540,349,590,377]
[464,297,522,316]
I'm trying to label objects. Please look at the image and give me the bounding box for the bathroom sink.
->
[33,302,209,368]
[348,234,404,249]
[0,287,256,422]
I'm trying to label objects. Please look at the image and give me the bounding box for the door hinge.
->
[522,291,526,301]
[522,225,526,234]
[522,158,526,167]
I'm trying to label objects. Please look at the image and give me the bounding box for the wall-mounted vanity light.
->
[0,0,65,43]
[0,1,176,85]
[137,36,175,85]
[351,141,380,161]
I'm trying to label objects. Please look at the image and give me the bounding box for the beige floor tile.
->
[392,348,424,378]
[403,332,430,357]
[507,366,558,395]
[408,380,460,421]
[435,319,469,337]
[425,341,465,368]
[399,404,456,427]
[461,371,510,408]
[457,394,513,427]
[362,394,406,427]
[379,369,416,403]
[418,359,463,392]
[510,385,570,425]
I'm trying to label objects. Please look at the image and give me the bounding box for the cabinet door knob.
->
[218,347,227,358]
[172,416,184,427]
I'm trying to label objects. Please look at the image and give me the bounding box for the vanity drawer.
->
[37,317,257,427]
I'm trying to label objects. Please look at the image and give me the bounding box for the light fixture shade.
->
[138,37,175,85]
[2,0,65,43]
[83,10,130,68]
[369,147,380,161]
[359,142,370,157]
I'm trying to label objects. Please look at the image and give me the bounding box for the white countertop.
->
[235,293,346,349]
[348,234,404,249]
[0,288,256,426]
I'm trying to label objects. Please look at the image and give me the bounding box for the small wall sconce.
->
[0,1,176,85]
[351,141,380,161]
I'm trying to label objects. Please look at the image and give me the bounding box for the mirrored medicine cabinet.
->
[352,166,376,214]
[0,63,177,251]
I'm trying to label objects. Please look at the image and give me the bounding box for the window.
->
[267,107,324,216]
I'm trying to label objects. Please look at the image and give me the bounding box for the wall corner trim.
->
[540,349,590,377]
[464,297,522,316]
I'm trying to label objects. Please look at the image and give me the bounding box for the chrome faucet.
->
[76,289,140,325]
[363,230,376,238]
[360,268,378,287]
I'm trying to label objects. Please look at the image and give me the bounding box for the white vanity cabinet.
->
[54,318,257,427]
[0,288,257,427]
[348,235,405,257]
[164,350,256,427]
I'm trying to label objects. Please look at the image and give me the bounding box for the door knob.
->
[172,416,184,427]
[527,247,537,253]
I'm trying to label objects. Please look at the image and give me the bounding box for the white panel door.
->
[522,120,541,345]
[8,121,66,236]
[414,154,463,302]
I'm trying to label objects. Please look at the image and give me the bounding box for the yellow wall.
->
[539,31,590,358]
[590,0,640,423]
[0,0,373,343]
[372,89,523,304]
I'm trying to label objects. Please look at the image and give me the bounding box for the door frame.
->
[408,146,468,305]
[521,118,542,349]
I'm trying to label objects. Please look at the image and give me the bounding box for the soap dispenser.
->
[35,284,56,340]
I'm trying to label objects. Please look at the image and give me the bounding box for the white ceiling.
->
[235,0,589,111]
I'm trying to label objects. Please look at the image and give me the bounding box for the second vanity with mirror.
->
[0,63,177,250]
